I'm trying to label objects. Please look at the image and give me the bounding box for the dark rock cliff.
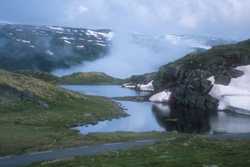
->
[137,39,250,110]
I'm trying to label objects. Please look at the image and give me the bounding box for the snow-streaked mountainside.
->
[52,32,237,78]
[130,34,236,53]
[0,23,113,72]
[0,23,236,76]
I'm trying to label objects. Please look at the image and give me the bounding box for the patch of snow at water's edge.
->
[140,80,154,92]
[208,65,250,114]
[149,90,172,102]
[122,80,154,92]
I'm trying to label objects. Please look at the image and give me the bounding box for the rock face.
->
[0,83,49,109]
[124,72,156,90]
[138,39,250,110]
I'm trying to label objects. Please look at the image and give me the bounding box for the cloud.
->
[78,5,88,13]
[0,0,250,39]
[1,0,250,78]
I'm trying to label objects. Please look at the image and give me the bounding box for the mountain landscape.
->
[0,23,237,78]
[0,69,128,156]
[124,39,250,114]
[1,1,250,166]
[0,23,113,72]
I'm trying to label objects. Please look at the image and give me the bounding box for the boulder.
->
[22,90,35,102]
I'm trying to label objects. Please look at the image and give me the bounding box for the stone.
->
[37,100,49,109]
[214,75,231,85]
[22,90,35,102]
[196,96,206,109]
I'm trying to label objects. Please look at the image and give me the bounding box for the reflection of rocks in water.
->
[152,103,212,134]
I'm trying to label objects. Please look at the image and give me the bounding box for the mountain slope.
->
[0,69,126,156]
[0,24,113,72]
[56,72,123,85]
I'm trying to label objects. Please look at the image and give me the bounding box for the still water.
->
[60,85,250,134]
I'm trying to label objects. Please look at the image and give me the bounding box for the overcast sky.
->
[0,0,250,40]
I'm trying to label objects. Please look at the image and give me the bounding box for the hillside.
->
[56,72,123,85]
[0,69,127,156]
[14,70,60,83]
[14,70,124,85]
[0,24,113,72]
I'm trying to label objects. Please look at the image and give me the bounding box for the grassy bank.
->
[26,137,250,167]
[0,69,127,156]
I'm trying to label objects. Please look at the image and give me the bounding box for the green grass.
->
[14,70,60,84]
[26,137,250,167]
[0,69,126,156]
[55,72,123,85]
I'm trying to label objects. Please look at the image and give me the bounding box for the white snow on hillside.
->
[140,80,154,91]
[86,30,114,40]
[96,43,106,47]
[60,37,74,40]
[64,40,71,44]
[16,39,31,44]
[208,65,250,115]
[46,50,54,56]
[149,90,172,102]
[191,42,211,50]
[47,26,64,31]
[122,82,136,89]
[77,45,85,48]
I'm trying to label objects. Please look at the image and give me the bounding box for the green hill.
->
[0,69,126,156]
[14,70,60,83]
[56,72,123,85]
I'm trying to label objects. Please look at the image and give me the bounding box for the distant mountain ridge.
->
[0,23,113,72]
[14,70,123,85]
[130,34,236,53]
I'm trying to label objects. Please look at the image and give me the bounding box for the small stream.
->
[60,85,250,134]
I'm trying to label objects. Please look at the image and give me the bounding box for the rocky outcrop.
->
[123,73,156,91]
[0,83,49,109]
[153,39,250,110]
[133,39,250,110]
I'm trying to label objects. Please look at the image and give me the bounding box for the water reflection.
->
[152,103,211,134]
[152,103,250,134]
[73,101,165,134]
[61,85,250,134]
[209,111,250,133]
[59,85,150,97]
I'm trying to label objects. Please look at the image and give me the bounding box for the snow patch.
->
[86,30,114,40]
[47,26,64,31]
[122,82,136,89]
[139,80,154,92]
[77,45,85,48]
[96,43,106,47]
[149,90,172,102]
[191,42,212,50]
[60,37,74,40]
[17,39,31,44]
[208,65,250,114]
[64,40,71,44]
[46,50,54,56]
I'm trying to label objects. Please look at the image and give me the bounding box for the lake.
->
[60,85,250,134]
